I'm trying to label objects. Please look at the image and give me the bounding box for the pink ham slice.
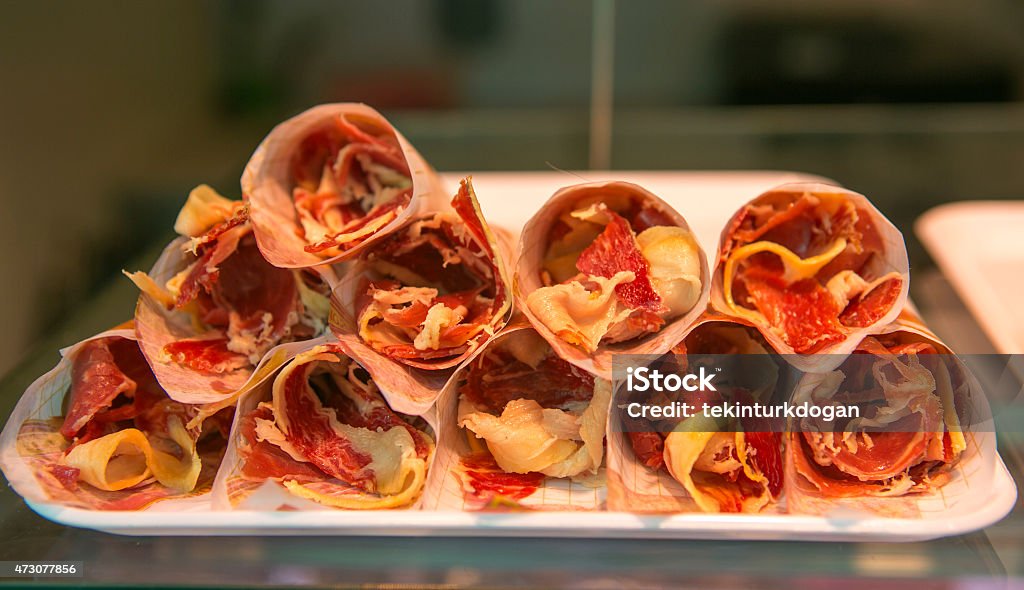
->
[164,225,299,373]
[214,235,298,341]
[575,211,662,312]
[60,338,138,439]
[276,360,377,492]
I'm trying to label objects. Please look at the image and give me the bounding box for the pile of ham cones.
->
[0,104,975,519]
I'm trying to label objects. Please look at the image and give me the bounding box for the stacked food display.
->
[0,104,1011,539]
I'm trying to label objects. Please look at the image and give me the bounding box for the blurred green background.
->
[2,0,1024,376]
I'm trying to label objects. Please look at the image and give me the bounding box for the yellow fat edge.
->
[357,306,384,347]
[320,212,396,250]
[63,429,154,492]
[734,432,762,484]
[174,184,238,237]
[934,358,968,456]
[663,431,721,513]
[123,271,177,309]
[63,417,203,493]
[147,416,203,493]
[464,429,488,454]
[723,237,847,323]
[281,456,427,510]
[295,271,330,325]
[664,429,771,513]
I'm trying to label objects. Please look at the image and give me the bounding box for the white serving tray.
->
[25,171,1018,541]
[26,456,1016,541]
[916,201,1024,355]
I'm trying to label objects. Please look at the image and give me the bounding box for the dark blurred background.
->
[2,0,1024,376]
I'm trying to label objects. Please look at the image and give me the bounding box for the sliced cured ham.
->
[231,343,434,510]
[517,181,710,378]
[457,327,610,482]
[712,183,909,366]
[0,330,231,510]
[620,316,784,514]
[127,184,332,403]
[787,316,969,514]
[242,103,446,268]
[458,452,545,505]
[60,337,139,440]
[333,177,512,379]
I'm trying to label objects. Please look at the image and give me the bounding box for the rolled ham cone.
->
[0,327,233,511]
[329,178,513,415]
[212,339,436,510]
[242,103,448,268]
[415,317,610,510]
[515,181,711,380]
[127,186,336,407]
[711,182,910,372]
[455,322,610,479]
[607,312,786,514]
[785,311,978,518]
